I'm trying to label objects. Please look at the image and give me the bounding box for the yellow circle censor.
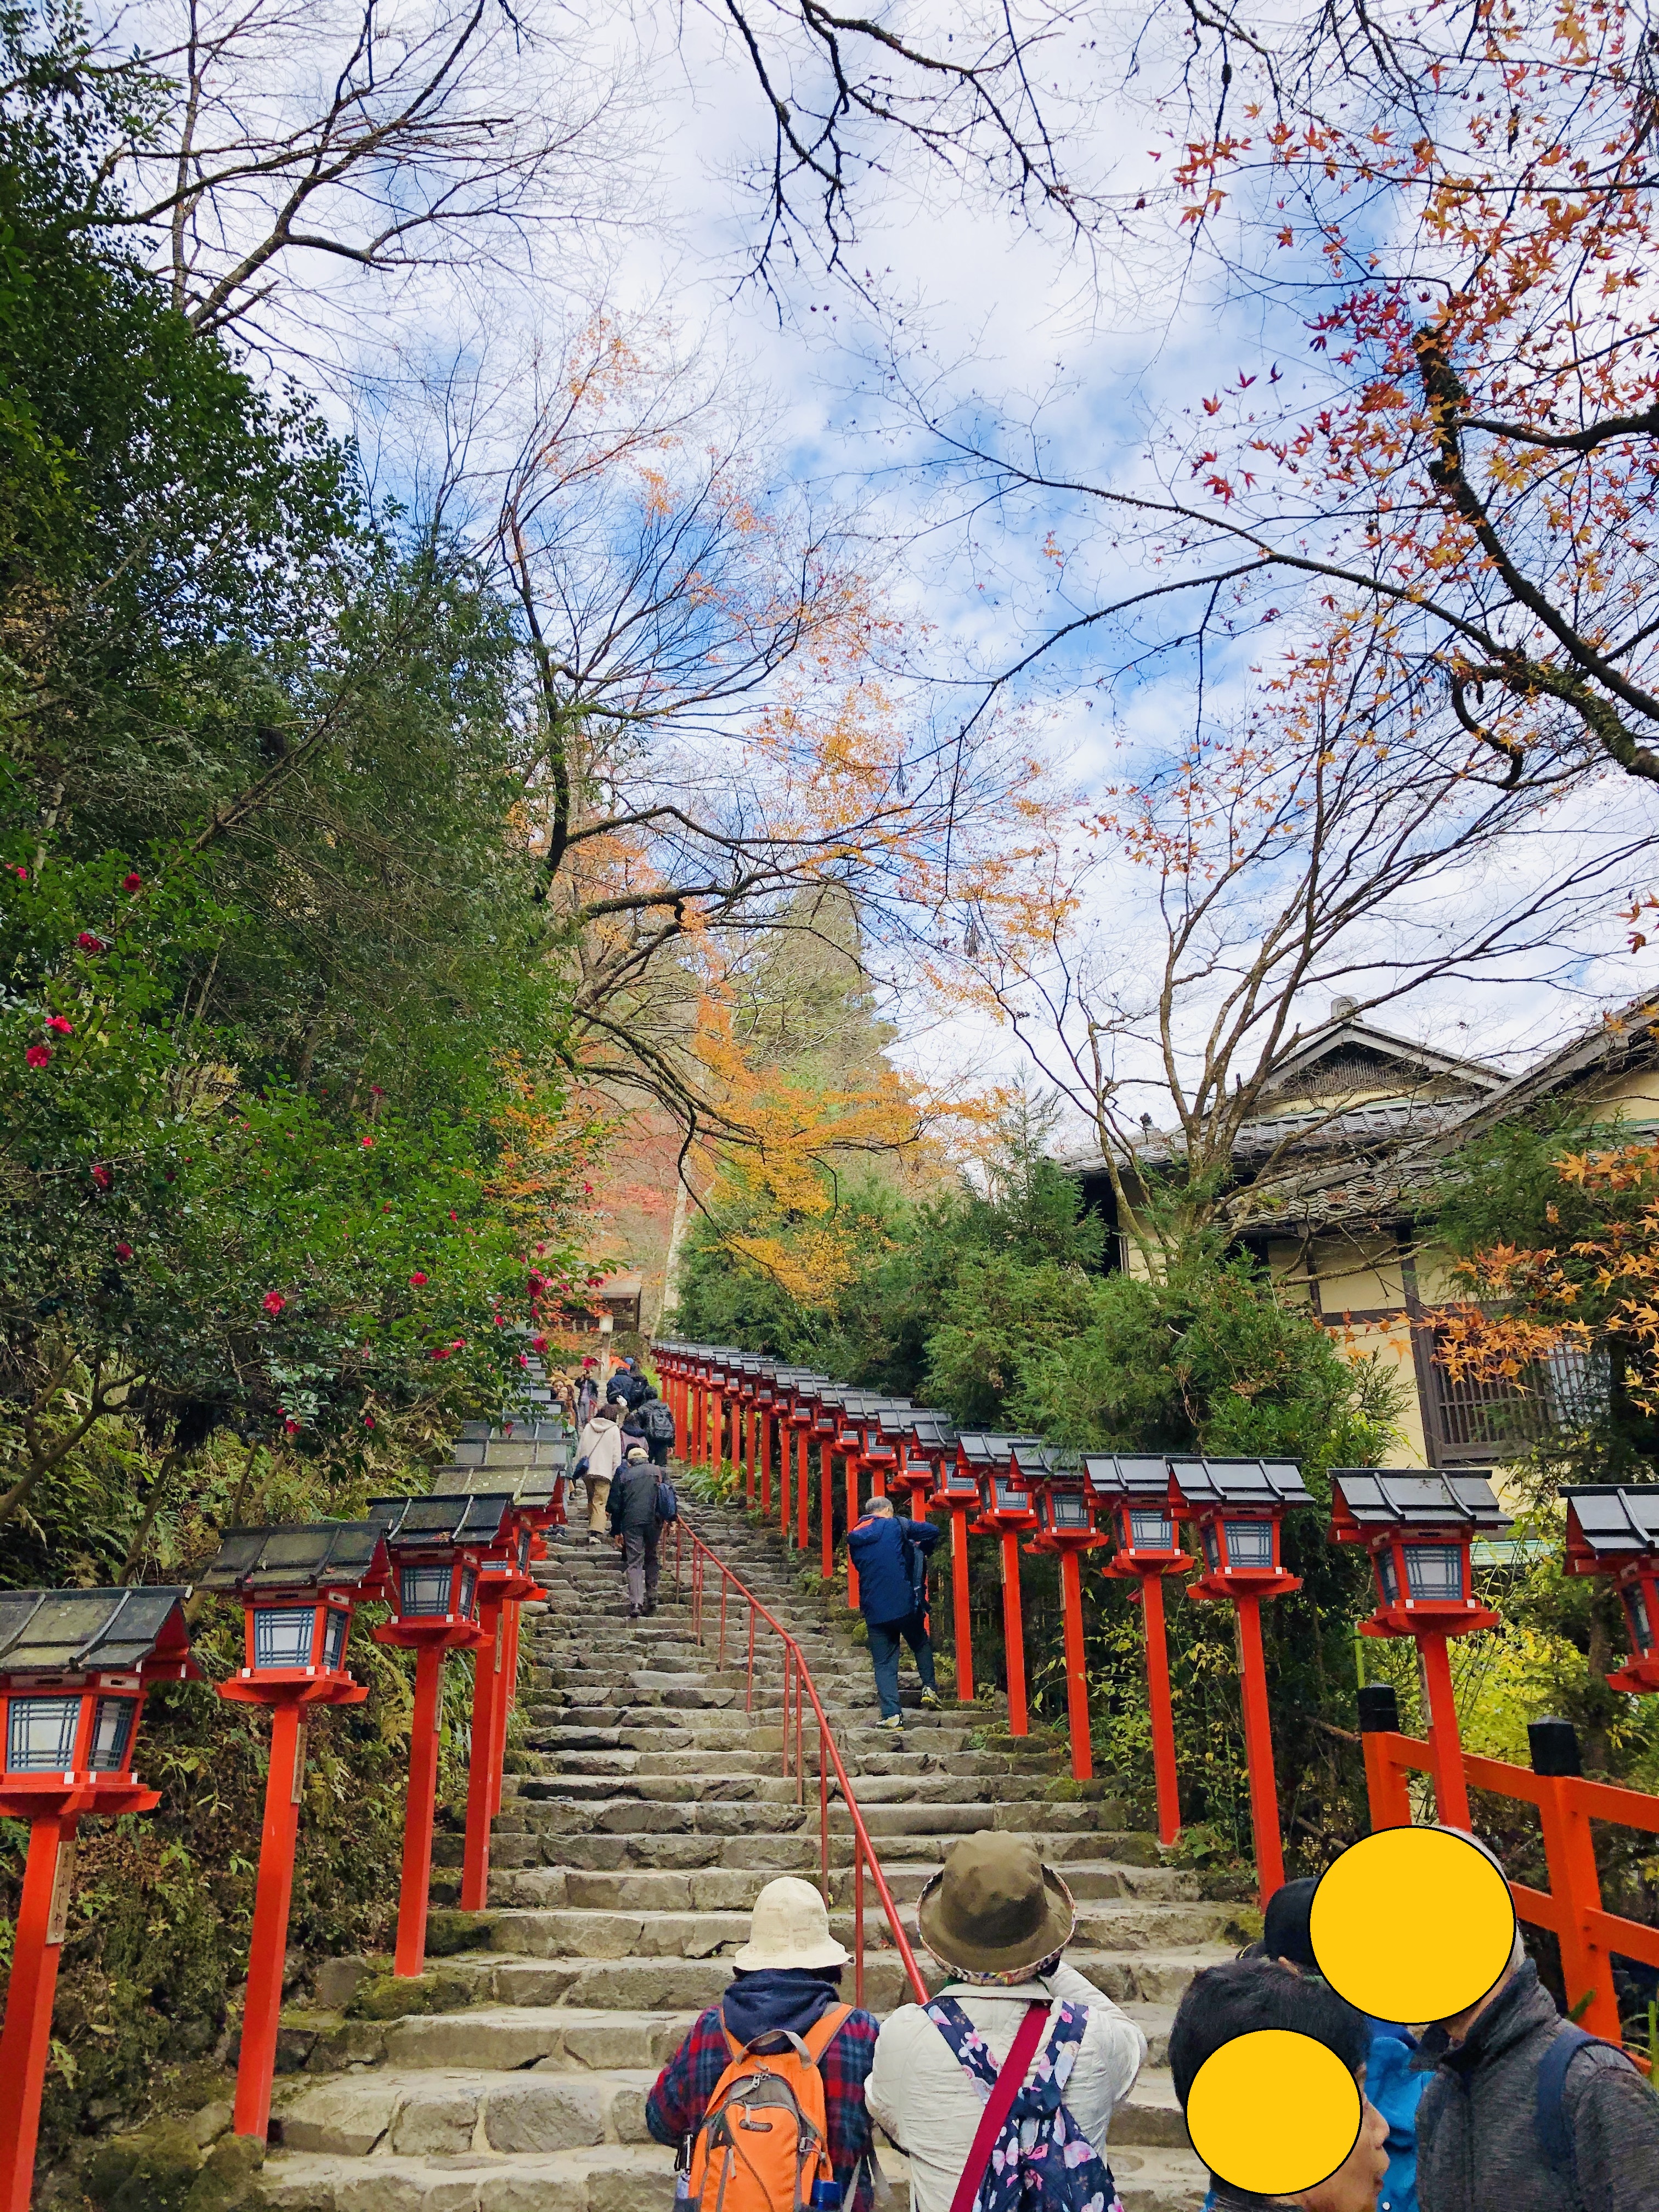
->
[1186,2029,1363,2196]
[1310,1827,1516,2022]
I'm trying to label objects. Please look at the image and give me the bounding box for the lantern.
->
[1329,1469,1509,1831]
[1087,1455,1193,1845]
[0,1588,197,2211]
[1564,1485,1659,1695]
[778,1368,829,1557]
[752,1363,778,1520]
[427,1469,544,1914]
[1016,1446,1107,1781]
[368,1493,508,1975]
[961,1434,1044,1736]
[733,1357,759,1501]
[808,1384,845,1580]
[199,1522,386,2141]
[1170,1457,1314,1902]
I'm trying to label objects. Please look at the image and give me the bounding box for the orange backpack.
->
[686,2003,853,2212]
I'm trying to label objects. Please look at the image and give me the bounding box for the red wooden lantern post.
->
[754,1366,776,1519]
[735,1361,757,1501]
[1564,1486,1659,1692]
[1086,1454,1193,1846]
[807,1387,838,1578]
[1171,1457,1313,1904]
[0,1588,198,2211]
[368,1495,501,1976]
[962,1434,1044,1737]
[1017,1447,1109,1781]
[915,1418,974,1701]
[199,1524,388,2141]
[1329,1470,1510,1832]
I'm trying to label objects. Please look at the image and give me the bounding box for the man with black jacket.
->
[1415,1925,1659,2212]
[847,1496,941,1732]
[607,1444,663,1618]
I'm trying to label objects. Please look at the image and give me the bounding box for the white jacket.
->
[865,1961,1146,2212]
[575,1417,623,1483]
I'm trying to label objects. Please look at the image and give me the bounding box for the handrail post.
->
[795,1661,804,1807]
[1358,1685,1414,1829]
[747,1600,756,1715]
[820,1733,830,1906]
[1530,1719,1622,2041]
[719,1579,728,1670]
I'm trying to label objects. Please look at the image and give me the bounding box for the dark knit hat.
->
[1262,1876,1320,1972]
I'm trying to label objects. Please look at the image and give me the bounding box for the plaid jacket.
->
[646,2000,881,2210]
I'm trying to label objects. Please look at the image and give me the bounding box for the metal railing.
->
[668,1515,930,2009]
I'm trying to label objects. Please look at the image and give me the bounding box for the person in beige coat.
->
[573,1401,624,1539]
[866,1832,1146,2212]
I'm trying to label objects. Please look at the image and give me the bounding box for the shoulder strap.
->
[947,2002,1050,2212]
[801,2002,855,2064]
[1536,2025,1599,2174]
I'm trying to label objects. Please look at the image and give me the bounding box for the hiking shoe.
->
[919,1687,941,1709]
[879,1714,904,1733]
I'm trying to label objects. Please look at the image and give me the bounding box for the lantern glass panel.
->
[1625,1582,1654,1655]
[1223,1519,1274,1568]
[1378,1548,1400,1605]
[1201,1524,1220,1572]
[322,1607,348,1672]
[89,1696,136,1771]
[1052,1493,1090,1530]
[1130,1509,1173,1550]
[254,1605,317,1669]
[7,1693,80,1772]
[993,1479,1025,1513]
[459,1567,477,1618]
[1404,1543,1463,1601]
[399,1564,452,1617]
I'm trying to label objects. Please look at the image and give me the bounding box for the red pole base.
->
[1234,1596,1286,1904]
[1140,1571,1182,1847]
[395,1644,447,1977]
[1001,1530,1028,1737]
[232,1705,306,2141]
[1059,1549,1093,1780]
[952,1508,974,1702]
[461,1599,506,1911]
[0,1813,77,2212]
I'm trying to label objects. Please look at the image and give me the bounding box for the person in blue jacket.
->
[1260,1877,1423,2212]
[847,1496,943,1731]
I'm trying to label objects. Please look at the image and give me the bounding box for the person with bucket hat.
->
[646,1875,882,2210]
[866,1832,1146,2212]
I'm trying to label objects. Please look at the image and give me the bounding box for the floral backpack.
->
[927,1995,1124,2212]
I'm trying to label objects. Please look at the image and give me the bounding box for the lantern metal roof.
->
[1564,1485,1659,1564]
[902,1411,961,1458]
[198,1522,388,1596]
[1170,1457,1314,1511]
[1330,1470,1510,1534]
[0,1586,195,1676]
[957,1433,1044,1471]
[1082,1454,1175,1503]
[368,1493,517,1550]
[1008,1442,1082,1484]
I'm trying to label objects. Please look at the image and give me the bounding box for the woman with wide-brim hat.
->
[866,1832,1147,2212]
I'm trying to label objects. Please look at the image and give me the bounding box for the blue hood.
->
[721,1968,843,2047]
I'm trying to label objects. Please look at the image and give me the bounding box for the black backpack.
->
[641,1397,676,1442]
[1536,2022,1641,2207]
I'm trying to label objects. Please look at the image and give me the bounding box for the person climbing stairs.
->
[254,1480,1239,2209]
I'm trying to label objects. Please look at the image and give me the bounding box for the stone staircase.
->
[255,1494,1234,2210]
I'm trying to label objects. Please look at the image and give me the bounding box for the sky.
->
[90,0,1659,1130]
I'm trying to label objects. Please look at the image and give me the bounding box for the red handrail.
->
[1364,1724,1659,2062]
[670,1515,930,2007]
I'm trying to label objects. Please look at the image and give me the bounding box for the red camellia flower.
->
[122,872,143,892]
[449,1209,458,1220]
[263,1290,286,1316]
[91,1162,112,1188]
[46,1015,72,1035]
[10,864,27,881]
[360,1135,373,1149]
[452,1338,466,1351]
[25,1043,50,1068]
[429,1345,450,1361]
[532,1334,549,1353]
[409,1271,427,1286]
[115,1242,133,1261]
[518,1351,529,1367]
[76,931,105,952]
[284,1416,300,1435]
[363,1412,376,1430]
[370,1084,385,1097]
